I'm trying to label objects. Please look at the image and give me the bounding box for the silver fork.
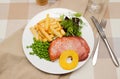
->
[92,19,107,66]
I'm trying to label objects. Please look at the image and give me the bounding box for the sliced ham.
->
[48,36,90,61]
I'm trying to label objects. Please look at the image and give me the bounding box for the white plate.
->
[22,8,94,74]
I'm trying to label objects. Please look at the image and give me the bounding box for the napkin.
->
[0,0,89,79]
[0,28,72,79]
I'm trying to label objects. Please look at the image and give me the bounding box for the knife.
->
[91,16,119,67]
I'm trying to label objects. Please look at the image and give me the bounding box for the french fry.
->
[45,14,50,30]
[49,34,54,39]
[38,19,45,23]
[50,21,56,26]
[43,38,47,42]
[56,22,61,28]
[38,35,42,40]
[39,27,52,41]
[30,27,39,40]
[38,31,44,39]
[60,29,66,35]
[30,14,66,42]
[56,27,61,31]
[50,25,62,37]
[52,24,58,29]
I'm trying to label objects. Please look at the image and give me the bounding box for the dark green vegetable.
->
[27,38,50,61]
[72,17,80,25]
[60,14,65,21]
[73,13,81,18]
[60,15,83,36]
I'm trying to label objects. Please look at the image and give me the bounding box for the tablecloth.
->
[0,0,120,79]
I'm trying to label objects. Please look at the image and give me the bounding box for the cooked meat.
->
[48,36,90,61]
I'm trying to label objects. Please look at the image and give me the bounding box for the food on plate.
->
[27,38,50,61]
[59,50,79,70]
[49,36,90,61]
[27,13,90,70]
[60,15,83,37]
[30,14,65,42]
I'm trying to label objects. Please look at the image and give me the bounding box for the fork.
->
[92,19,107,66]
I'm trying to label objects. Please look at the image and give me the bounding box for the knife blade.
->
[91,16,119,67]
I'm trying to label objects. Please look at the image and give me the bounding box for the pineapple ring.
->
[59,50,79,70]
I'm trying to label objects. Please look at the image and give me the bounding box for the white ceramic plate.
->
[22,8,94,74]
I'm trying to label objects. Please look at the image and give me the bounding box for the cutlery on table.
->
[92,19,107,66]
[91,16,119,67]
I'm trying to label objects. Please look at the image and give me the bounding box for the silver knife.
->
[91,16,119,67]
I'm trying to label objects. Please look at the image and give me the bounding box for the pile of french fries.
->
[30,14,65,42]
